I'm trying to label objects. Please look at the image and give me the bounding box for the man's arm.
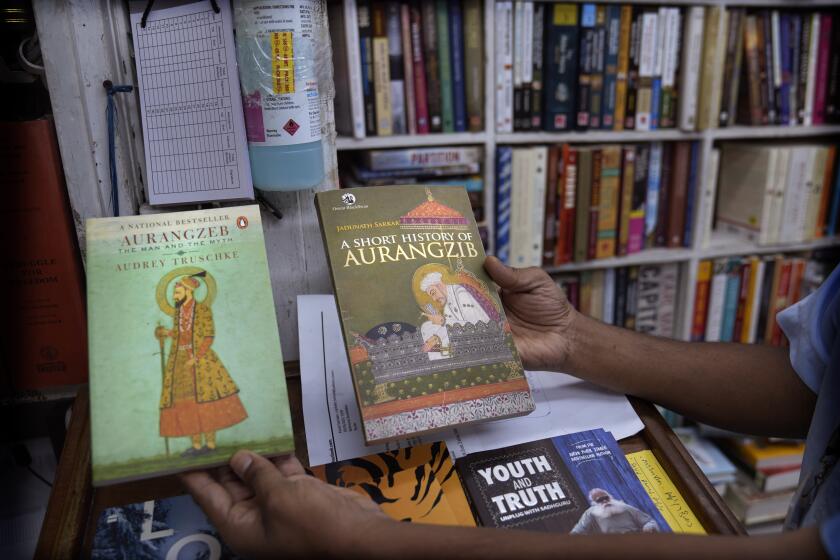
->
[484,258,816,439]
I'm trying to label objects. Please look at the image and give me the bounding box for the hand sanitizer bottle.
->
[234,0,324,191]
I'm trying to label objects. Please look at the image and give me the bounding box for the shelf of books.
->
[329,0,840,346]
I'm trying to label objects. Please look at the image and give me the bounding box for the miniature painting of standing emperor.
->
[155,268,248,457]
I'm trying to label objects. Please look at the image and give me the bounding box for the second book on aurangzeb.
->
[315,185,535,444]
[86,206,294,486]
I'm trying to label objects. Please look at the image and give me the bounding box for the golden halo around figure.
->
[155,266,217,316]
[412,262,458,314]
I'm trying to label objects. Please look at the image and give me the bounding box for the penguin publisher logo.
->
[341,193,356,206]
[236,216,249,229]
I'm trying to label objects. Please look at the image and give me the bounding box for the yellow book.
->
[696,7,722,130]
[596,146,622,259]
[740,257,761,343]
[626,450,707,534]
[613,6,633,131]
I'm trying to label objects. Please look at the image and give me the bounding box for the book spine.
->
[827,14,840,123]
[629,144,649,254]
[691,260,713,341]
[656,263,678,337]
[613,6,632,131]
[769,261,793,345]
[343,0,366,138]
[790,14,802,125]
[543,145,559,266]
[649,7,667,130]
[654,142,672,248]
[436,0,454,132]
[625,266,638,330]
[705,260,727,341]
[771,10,783,125]
[386,2,407,134]
[731,262,751,343]
[495,147,513,263]
[521,2,535,131]
[617,147,635,256]
[576,4,596,130]
[614,266,628,327]
[660,8,681,129]
[513,1,524,130]
[601,5,620,130]
[683,141,699,248]
[596,146,621,259]
[746,259,766,343]
[798,15,811,124]
[719,8,742,126]
[697,6,721,130]
[744,15,763,126]
[463,0,484,132]
[531,3,545,130]
[779,12,791,126]
[495,2,513,133]
[372,3,394,135]
[401,3,416,135]
[635,11,658,131]
[667,141,690,248]
[543,3,579,131]
[719,259,742,343]
[755,257,777,343]
[635,265,661,335]
[358,1,378,135]
[530,147,549,266]
[644,142,662,247]
[813,13,832,125]
[448,0,467,132]
[760,11,776,124]
[363,146,481,170]
[679,7,705,131]
[603,268,616,325]
[816,146,837,237]
[557,144,577,264]
[707,9,729,128]
[804,13,820,126]
[422,1,442,132]
[589,6,607,129]
[829,151,840,235]
[574,149,592,262]
[625,8,642,129]
[588,149,602,260]
[409,2,430,134]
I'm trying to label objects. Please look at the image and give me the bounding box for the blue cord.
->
[104,81,133,216]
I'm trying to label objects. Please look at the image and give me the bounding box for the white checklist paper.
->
[130,0,253,204]
[298,295,644,466]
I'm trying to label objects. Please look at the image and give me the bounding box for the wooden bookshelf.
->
[332,0,840,342]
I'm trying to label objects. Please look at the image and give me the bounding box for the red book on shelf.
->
[731,261,752,342]
[556,144,577,264]
[409,2,430,134]
[0,119,88,390]
[588,149,603,260]
[691,260,713,341]
[667,142,691,248]
[813,13,833,125]
[768,260,793,346]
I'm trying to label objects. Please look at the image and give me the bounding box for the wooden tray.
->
[36,370,744,558]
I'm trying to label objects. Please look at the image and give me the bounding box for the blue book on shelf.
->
[828,162,840,235]
[600,4,621,129]
[449,0,467,132]
[644,142,663,244]
[719,261,742,342]
[779,13,791,125]
[683,142,700,247]
[650,77,661,130]
[495,147,513,263]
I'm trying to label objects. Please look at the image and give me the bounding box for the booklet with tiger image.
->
[310,441,475,526]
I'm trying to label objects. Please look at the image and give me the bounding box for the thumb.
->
[231,450,285,497]
[484,256,543,292]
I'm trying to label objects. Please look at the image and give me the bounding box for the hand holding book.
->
[483,256,577,372]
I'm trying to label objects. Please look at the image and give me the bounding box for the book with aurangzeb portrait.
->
[86,205,293,486]
[315,185,535,444]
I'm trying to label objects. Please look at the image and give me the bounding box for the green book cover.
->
[315,186,535,444]
[86,206,293,486]
[435,0,455,132]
